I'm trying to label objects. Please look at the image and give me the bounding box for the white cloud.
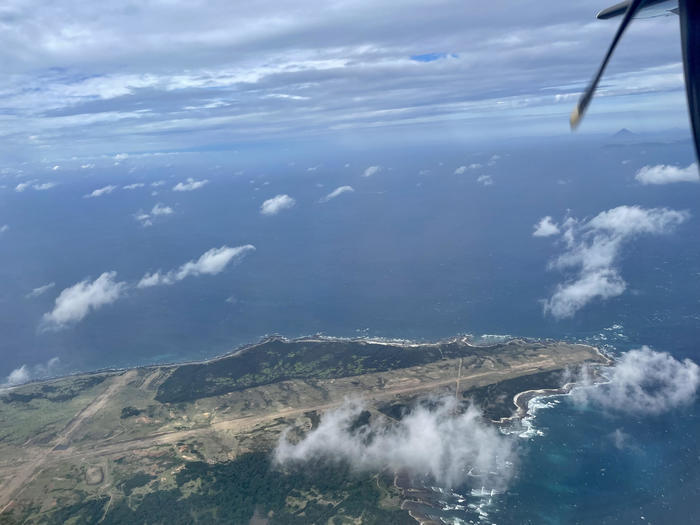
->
[135,213,152,227]
[137,271,163,288]
[320,185,354,203]
[454,165,467,175]
[261,194,295,215]
[26,282,56,298]
[6,366,29,386]
[33,182,57,190]
[84,184,117,198]
[137,244,255,288]
[151,202,173,216]
[635,163,698,185]
[173,177,208,191]
[113,153,129,161]
[546,269,627,319]
[123,182,145,190]
[469,163,483,169]
[275,396,516,489]
[134,202,174,226]
[532,216,560,237]
[80,163,95,169]
[42,272,126,328]
[14,180,56,192]
[3,357,61,387]
[477,175,493,186]
[543,206,689,318]
[151,180,165,187]
[15,180,36,192]
[573,347,700,415]
[0,224,8,234]
[362,165,381,177]
[263,93,310,101]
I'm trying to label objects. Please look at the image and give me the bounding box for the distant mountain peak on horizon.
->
[613,128,636,137]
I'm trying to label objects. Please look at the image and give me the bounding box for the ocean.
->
[1,132,698,522]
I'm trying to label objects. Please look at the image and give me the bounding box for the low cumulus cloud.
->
[261,194,295,215]
[635,163,699,185]
[173,177,208,191]
[573,347,700,415]
[540,206,689,318]
[477,175,493,186]
[15,180,36,192]
[0,224,8,234]
[26,282,56,298]
[362,165,381,177]
[532,216,560,237]
[15,180,58,192]
[3,357,61,387]
[123,182,145,190]
[40,244,254,327]
[33,182,57,191]
[84,184,117,198]
[275,396,516,489]
[42,272,127,329]
[320,185,354,203]
[134,202,174,227]
[454,166,467,175]
[138,244,255,288]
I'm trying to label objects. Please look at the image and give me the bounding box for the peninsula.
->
[0,335,607,524]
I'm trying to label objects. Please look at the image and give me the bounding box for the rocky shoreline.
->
[395,345,613,524]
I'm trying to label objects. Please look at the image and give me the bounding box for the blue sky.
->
[0,0,691,170]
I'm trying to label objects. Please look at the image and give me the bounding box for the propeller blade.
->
[570,0,646,129]
[679,0,700,162]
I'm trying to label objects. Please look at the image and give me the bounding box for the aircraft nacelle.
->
[597,0,678,20]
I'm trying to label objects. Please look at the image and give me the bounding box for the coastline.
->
[0,332,530,392]
[0,332,610,524]
[396,343,613,524]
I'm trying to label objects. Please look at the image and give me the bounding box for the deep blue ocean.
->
[1,132,698,522]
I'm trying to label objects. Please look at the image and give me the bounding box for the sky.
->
[0,0,692,169]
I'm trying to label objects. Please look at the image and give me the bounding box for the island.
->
[0,335,608,524]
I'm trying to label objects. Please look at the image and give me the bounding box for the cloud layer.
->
[0,0,687,165]
[573,347,700,415]
[275,396,516,489]
[540,206,689,318]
